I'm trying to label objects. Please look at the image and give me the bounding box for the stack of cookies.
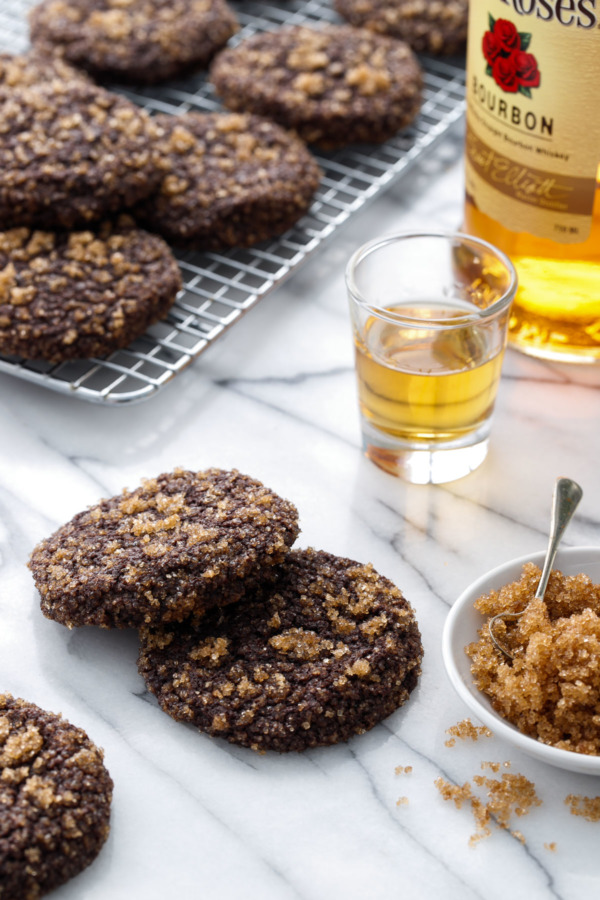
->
[0,51,322,364]
[0,67,185,364]
[29,467,423,753]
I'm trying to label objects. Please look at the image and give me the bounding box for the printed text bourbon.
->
[463,0,600,362]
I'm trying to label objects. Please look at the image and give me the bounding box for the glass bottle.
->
[463,0,600,363]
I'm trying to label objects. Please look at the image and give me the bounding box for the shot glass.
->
[346,231,518,484]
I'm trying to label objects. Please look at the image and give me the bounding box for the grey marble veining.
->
[1,126,600,900]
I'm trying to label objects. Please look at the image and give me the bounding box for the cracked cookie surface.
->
[210,24,423,148]
[0,79,162,230]
[0,50,90,87]
[134,112,321,249]
[138,548,423,752]
[334,0,468,55]
[29,0,238,84]
[0,217,181,362]
[0,694,112,900]
[30,468,300,628]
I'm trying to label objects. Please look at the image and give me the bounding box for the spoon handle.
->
[535,477,583,600]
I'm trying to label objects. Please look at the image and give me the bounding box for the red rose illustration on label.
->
[493,18,520,53]
[513,51,541,89]
[492,54,519,93]
[481,14,541,97]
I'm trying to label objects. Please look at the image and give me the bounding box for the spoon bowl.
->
[442,546,600,775]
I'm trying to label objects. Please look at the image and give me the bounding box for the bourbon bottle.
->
[463,0,600,363]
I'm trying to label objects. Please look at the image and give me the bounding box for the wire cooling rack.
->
[0,0,466,404]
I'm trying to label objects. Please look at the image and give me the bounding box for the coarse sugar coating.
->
[29,0,238,84]
[210,24,423,149]
[467,563,600,755]
[29,468,300,629]
[0,693,112,900]
[0,216,181,363]
[0,79,162,230]
[334,0,468,55]
[133,112,321,250]
[0,50,90,87]
[138,548,423,752]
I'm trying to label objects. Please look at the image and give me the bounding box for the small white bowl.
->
[442,546,600,775]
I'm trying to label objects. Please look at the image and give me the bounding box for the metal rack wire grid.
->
[0,0,466,404]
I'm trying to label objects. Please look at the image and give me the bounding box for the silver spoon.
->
[488,477,583,660]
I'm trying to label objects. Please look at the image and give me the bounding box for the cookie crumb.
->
[395,765,413,775]
[545,842,557,852]
[396,796,409,806]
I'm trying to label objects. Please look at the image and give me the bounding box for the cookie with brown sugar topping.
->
[0,693,112,900]
[0,217,181,363]
[29,468,300,629]
[29,0,238,84]
[133,111,321,249]
[334,0,468,55]
[0,79,162,230]
[138,548,423,752]
[210,24,423,149]
[0,50,90,87]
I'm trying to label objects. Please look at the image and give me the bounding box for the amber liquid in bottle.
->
[464,170,600,363]
[463,0,600,364]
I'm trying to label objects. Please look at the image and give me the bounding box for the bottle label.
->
[465,0,600,243]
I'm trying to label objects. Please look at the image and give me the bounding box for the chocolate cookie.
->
[0,79,162,230]
[334,0,468,55]
[30,468,300,629]
[138,548,423,752]
[134,112,321,249]
[0,50,89,87]
[29,0,238,84]
[0,217,181,363]
[210,25,423,149]
[0,694,112,900]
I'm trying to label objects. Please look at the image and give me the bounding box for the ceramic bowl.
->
[442,546,600,775]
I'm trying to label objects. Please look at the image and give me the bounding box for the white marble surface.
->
[2,126,600,900]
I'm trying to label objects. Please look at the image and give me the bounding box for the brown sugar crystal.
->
[444,718,493,747]
[565,794,600,822]
[435,768,541,845]
[466,563,600,755]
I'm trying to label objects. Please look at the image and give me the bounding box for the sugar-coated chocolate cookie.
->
[0,217,181,363]
[134,112,321,249]
[0,79,162,230]
[0,694,112,900]
[334,0,468,55]
[138,548,423,752]
[29,0,239,84]
[0,50,89,87]
[30,468,300,629]
[210,25,423,149]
